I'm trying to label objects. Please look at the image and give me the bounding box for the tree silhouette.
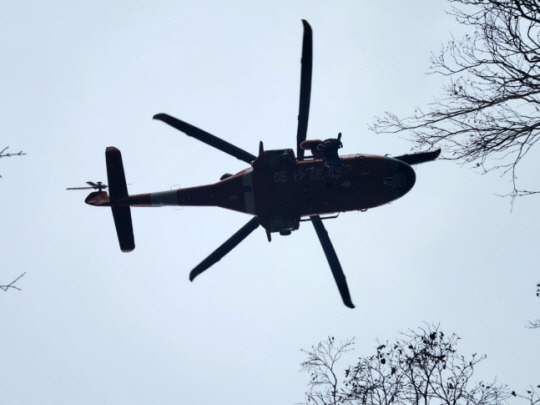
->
[300,324,538,405]
[372,0,540,198]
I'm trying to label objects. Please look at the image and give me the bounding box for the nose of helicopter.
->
[385,158,416,202]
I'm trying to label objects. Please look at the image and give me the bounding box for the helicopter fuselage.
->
[86,148,416,236]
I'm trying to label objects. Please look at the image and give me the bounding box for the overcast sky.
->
[1,1,539,404]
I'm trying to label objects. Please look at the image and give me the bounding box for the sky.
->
[1,1,538,404]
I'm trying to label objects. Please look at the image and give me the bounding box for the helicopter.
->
[81,20,440,308]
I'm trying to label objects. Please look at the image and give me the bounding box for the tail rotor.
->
[66,181,108,192]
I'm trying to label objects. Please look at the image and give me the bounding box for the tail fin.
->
[105,147,135,252]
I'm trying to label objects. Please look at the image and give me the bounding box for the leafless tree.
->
[300,324,538,405]
[1,272,26,292]
[300,336,356,405]
[372,0,540,198]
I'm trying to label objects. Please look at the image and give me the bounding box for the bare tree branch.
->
[300,324,539,405]
[511,386,540,405]
[1,272,26,292]
[299,337,355,405]
[1,146,26,178]
[372,0,540,199]
[0,147,26,158]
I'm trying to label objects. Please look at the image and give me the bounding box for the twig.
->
[0,272,27,292]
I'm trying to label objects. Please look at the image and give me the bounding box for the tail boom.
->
[87,147,256,252]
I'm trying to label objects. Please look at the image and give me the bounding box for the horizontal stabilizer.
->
[106,147,129,201]
[105,147,135,252]
[111,206,135,252]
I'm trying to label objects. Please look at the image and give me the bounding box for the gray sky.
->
[1,1,538,404]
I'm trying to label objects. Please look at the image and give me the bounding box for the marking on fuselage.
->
[294,167,343,183]
[294,169,306,182]
[273,170,288,183]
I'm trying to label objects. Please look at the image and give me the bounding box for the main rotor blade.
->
[296,20,313,161]
[189,216,259,281]
[153,113,256,164]
[310,215,355,308]
[393,149,441,166]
